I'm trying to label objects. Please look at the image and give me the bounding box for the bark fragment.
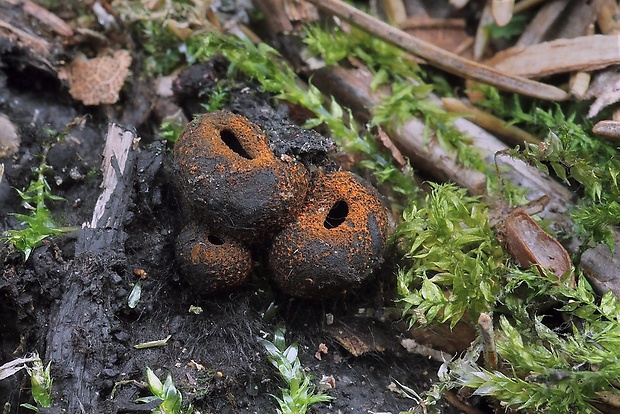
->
[45,124,139,413]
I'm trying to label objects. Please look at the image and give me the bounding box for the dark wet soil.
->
[0,35,459,414]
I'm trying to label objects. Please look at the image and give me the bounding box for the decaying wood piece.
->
[45,124,139,413]
[486,35,620,78]
[304,0,570,101]
[0,0,68,74]
[0,18,53,69]
[61,124,138,257]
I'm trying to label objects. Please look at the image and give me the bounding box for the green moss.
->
[259,326,333,413]
[392,183,504,328]
[395,183,620,413]
[475,85,620,251]
[4,161,68,261]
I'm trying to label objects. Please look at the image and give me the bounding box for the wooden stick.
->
[305,0,569,101]
[442,97,540,146]
[89,123,135,229]
[46,124,140,413]
[478,312,498,371]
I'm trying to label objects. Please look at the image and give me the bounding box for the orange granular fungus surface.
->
[173,110,310,238]
[295,172,387,249]
[177,111,274,172]
[176,223,252,293]
[269,171,389,297]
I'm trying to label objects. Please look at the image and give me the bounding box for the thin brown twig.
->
[441,97,540,146]
[305,0,569,101]
[399,17,466,31]
[443,390,486,414]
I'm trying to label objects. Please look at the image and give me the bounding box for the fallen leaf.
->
[400,17,473,59]
[376,125,406,166]
[497,208,574,286]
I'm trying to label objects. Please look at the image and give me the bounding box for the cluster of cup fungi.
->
[172,111,389,299]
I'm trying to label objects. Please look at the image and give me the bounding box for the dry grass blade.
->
[473,2,493,60]
[515,0,570,47]
[305,0,569,101]
[513,0,547,13]
[491,0,515,27]
[381,0,407,24]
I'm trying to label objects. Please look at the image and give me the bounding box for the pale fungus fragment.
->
[60,50,132,105]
